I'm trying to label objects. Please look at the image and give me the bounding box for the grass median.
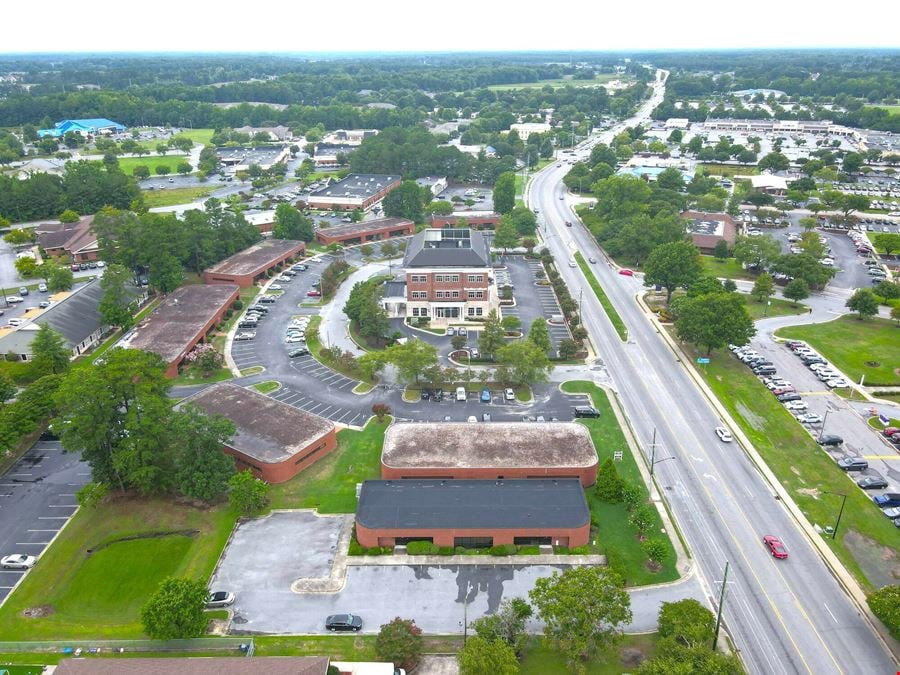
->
[561,381,679,586]
[683,342,900,591]
[575,252,628,341]
[776,315,900,386]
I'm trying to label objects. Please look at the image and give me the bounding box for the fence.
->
[0,638,253,656]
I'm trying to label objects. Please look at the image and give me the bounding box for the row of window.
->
[410,290,484,300]
[409,274,485,283]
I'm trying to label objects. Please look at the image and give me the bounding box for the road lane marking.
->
[824,603,838,624]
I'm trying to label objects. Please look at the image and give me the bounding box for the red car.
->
[618,268,634,277]
[763,535,788,559]
[882,427,899,438]
[772,387,796,396]
[306,289,321,297]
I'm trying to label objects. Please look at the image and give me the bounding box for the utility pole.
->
[817,409,830,442]
[712,561,730,651]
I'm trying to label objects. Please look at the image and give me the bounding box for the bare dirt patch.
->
[22,605,55,618]
[844,530,900,588]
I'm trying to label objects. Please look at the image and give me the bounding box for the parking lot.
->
[0,439,90,604]
[499,258,570,352]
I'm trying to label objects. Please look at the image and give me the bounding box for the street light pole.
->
[823,491,847,540]
[712,561,730,651]
[817,409,830,442]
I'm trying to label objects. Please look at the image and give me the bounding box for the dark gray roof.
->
[357,479,590,530]
[403,228,490,268]
[383,281,407,298]
[309,173,400,200]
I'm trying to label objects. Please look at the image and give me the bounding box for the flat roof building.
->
[681,210,738,254]
[315,217,414,246]
[509,122,552,140]
[203,239,305,287]
[38,118,126,138]
[356,479,591,549]
[177,382,337,484]
[430,212,501,230]
[120,284,239,378]
[307,174,401,211]
[381,422,598,486]
[54,656,330,675]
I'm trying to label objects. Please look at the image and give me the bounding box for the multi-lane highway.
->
[529,70,895,674]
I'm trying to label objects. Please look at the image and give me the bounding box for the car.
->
[574,406,600,418]
[559,195,564,200]
[455,387,467,402]
[796,413,823,425]
[714,426,733,442]
[206,591,235,608]
[325,614,362,632]
[70,263,80,272]
[776,393,801,403]
[286,335,305,343]
[817,434,843,446]
[458,327,467,336]
[288,347,310,357]
[873,493,900,508]
[445,327,455,336]
[565,220,572,227]
[306,289,321,297]
[38,283,47,292]
[618,268,634,276]
[482,413,492,422]
[276,275,292,282]
[258,295,277,304]
[588,257,597,263]
[784,401,808,412]
[1,554,36,570]
[18,287,28,296]
[420,388,431,401]
[7,318,23,327]
[504,388,515,402]
[882,427,899,438]
[234,331,256,341]
[837,457,868,472]
[763,535,788,559]
[269,284,283,290]
[467,415,478,423]
[5,296,23,304]
[38,301,51,309]
[881,507,900,520]
[96,261,105,268]
[826,379,849,389]
[857,476,889,490]
[431,390,444,402]
[771,387,796,396]
[480,388,491,403]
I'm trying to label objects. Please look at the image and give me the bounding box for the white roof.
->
[750,175,788,190]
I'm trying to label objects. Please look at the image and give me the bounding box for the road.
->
[530,70,895,674]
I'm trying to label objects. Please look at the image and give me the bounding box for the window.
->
[435,274,459,283]
[467,274,484,283]
[467,290,484,300]
[435,291,444,299]
[451,291,460,299]
[454,536,493,549]
[411,307,429,317]
[410,275,427,283]
[295,441,329,464]
[467,307,483,317]
[411,291,427,299]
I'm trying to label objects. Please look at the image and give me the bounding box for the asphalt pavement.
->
[528,68,895,674]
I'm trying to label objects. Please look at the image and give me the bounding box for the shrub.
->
[348,539,365,556]
[595,457,625,502]
[517,545,541,555]
[375,617,424,672]
[232,299,243,310]
[365,546,387,556]
[406,540,438,555]
[224,309,233,319]
[438,546,455,556]
[621,482,644,511]
[489,544,517,556]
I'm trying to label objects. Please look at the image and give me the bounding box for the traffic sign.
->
[697,357,711,365]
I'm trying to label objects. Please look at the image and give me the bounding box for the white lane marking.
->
[823,603,838,624]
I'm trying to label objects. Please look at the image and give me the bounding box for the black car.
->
[837,457,868,472]
[431,390,444,402]
[288,347,310,358]
[817,434,844,446]
[258,295,277,304]
[420,388,431,401]
[325,614,362,632]
[574,406,601,418]
[857,476,889,490]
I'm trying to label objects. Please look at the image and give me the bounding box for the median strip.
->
[575,252,628,341]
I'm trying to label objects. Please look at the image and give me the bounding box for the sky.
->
[3,0,899,53]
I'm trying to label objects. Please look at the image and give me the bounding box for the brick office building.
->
[307,173,401,211]
[681,211,737,254]
[315,217,414,246]
[177,382,337,483]
[429,212,501,230]
[381,422,598,486]
[394,227,498,323]
[355,479,591,549]
[203,239,305,288]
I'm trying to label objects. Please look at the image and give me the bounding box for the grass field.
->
[576,252,628,341]
[488,73,628,91]
[251,380,280,394]
[520,633,658,674]
[116,155,190,176]
[142,186,217,209]
[561,382,679,586]
[776,315,900,386]
[699,255,757,281]
[743,296,808,320]
[176,128,215,145]
[268,417,387,513]
[697,163,760,177]
[0,499,236,639]
[684,341,900,591]
[871,104,900,116]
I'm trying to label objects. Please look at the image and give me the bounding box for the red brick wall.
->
[223,428,337,483]
[381,463,597,487]
[316,221,414,245]
[356,523,590,548]
[431,215,500,229]
[405,271,489,301]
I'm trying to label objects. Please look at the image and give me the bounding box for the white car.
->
[7,318,24,327]
[285,335,305,343]
[5,296,24,304]
[504,388,515,402]
[821,258,834,266]
[826,379,849,388]
[1,554,36,569]
[269,284,283,290]
[784,401,808,412]
[715,427,733,442]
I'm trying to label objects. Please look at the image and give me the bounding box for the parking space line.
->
[27,529,59,532]
[48,504,79,508]
[15,542,48,546]
[37,516,69,520]
[336,410,354,423]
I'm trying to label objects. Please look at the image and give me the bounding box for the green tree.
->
[842,152,864,174]
[155,165,171,176]
[46,263,74,291]
[772,253,835,290]
[59,209,80,223]
[527,318,552,355]
[76,482,109,508]
[846,288,879,319]
[557,338,579,360]
[141,577,210,640]
[478,310,506,360]
[656,167,685,192]
[132,165,150,180]
[228,469,269,513]
[380,240,397,258]
[493,217,518,253]
[641,538,668,568]
[874,233,900,255]
[732,234,781,270]
[470,597,533,656]
[799,216,817,231]
[4,227,32,245]
[799,231,825,260]
[657,598,715,649]
[493,171,516,214]
[643,241,703,304]
[176,161,192,175]
[723,279,737,293]
[15,256,39,278]
[751,273,775,303]
[508,205,537,236]
[783,278,810,306]
[386,339,439,383]
[496,340,551,385]
[171,406,236,502]
[874,281,900,300]
[30,324,70,376]
[383,180,425,222]
[0,372,15,404]
[374,617,423,672]
[629,503,655,536]
[712,239,729,261]
[592,175,652,222]
[451,334,467,351]
[273,203,314,241]
[840,194,870,218]
[673,292,755,355]
[758,151,789,171]
[459,637,519,675]
[529,566,632,674]
[868,585,900,641]
[426,200,454,215]
[893,305,900,325]
[99,263,137,329]
[595,457,624,502]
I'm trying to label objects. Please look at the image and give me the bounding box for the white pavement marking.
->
[37,516,69,520]
[28,529,59,532]
[824,603,838,624]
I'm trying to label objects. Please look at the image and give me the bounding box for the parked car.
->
[206,591,235,608]
[882,427,899,438]
[796,413,823,425]
[1,554,36,569]
[881,507,900,521]
[306,289,321,297]
[504,388,515,402]
[872,493,900,508]
[784,401,808,412]
[37,283,47,292]
[285,335,305,343]
[269,284,283,291]
[480,388,491,403]
[837,457,868,472]
[18,287,28,296]
[857,476,889,490]
[817,434,844,446]
[5,296,23,304]
[288,347,310,358]
[763,535,788,560]
[458,327,467,336]
[455,387,467,402]
[234,332,256,341]
[325,614,362,632]
[574,406,600,418]
[715,427,733,442]
[776,393,802,403]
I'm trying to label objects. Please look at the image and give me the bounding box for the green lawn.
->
[776,315,900,386]
[143,186,218,209]
[116,154,190,176]
[176,128,215,145]
[268,417,388,513]
[576,252,628,341]
[743,296,808,321]
[561,382,679,586]
[699,255,757,281]
[305,316,373,383]
[172,366,232,386]
[252,380,280,394]
[870,104,900,116]
[0,499,236,639]
[697,163,759,177]
[520,633,658,674]
[685,341,900,591]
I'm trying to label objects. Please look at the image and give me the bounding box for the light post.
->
[712,561,730,651]
[648,428,676,476]
[822,491,847,540]
[817,409,831,442]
